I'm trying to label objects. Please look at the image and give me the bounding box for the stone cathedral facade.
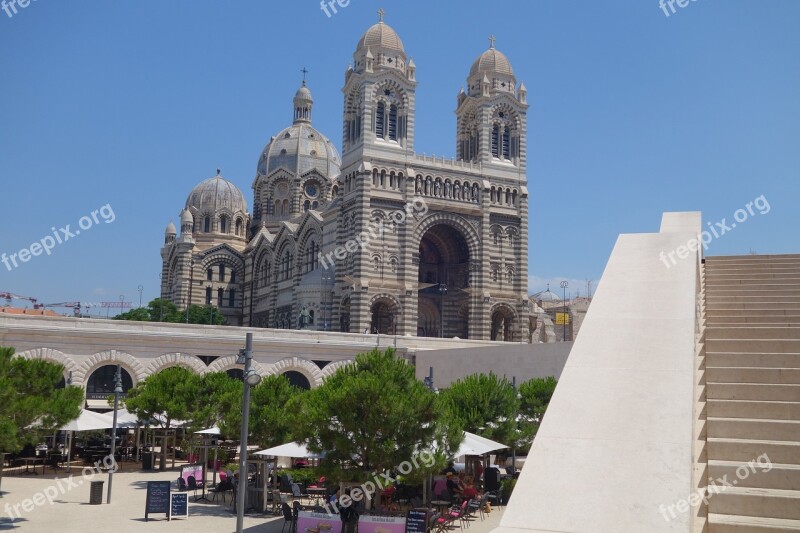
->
[160,16,531,342]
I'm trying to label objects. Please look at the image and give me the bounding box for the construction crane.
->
[41,302,102,318]
[0,291,42,309]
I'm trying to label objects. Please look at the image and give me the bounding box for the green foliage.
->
[295,348,444,480]
[189,372,242,437]
[123,367,199,428]
[0,346,83,453]
[516,376,557,447]
[284,468,320,485]
[501,477,517,502]
[248,375,306,448]
[439,373,519,445]
[114,298,225,325]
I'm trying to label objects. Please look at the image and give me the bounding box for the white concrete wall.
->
[493,212,701,533]
[414,342,572,388]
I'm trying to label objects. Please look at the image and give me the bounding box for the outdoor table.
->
[431,500,452,513]
[307,487,327,506]
[20,457,44,475]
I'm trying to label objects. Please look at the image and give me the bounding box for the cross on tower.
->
[301,67,308,85]
[377,8,385,22]
[489,34,496,48]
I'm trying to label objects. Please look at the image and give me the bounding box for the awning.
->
[60,410,114,432]
[454,431,508,457]
[254,442,323,458]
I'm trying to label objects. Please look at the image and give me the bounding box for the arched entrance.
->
[226,368,244,380]
[417,224,470,338]
[86,365,134,396]
[491,305,516,341]
[370,297,399,334]
[339,296,351,333]
[282,370,311,390]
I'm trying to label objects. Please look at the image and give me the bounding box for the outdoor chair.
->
[211,478,233,504]
[187,475,201,501]
[177,477,188,491]
[291,482,307,503]
[468,493,489,521]
[281,502,295,533]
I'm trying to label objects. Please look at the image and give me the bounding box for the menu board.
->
[169,492,189,520]
[297,510,342,533]
[405,510,428,533]
[358,514,407,533]
[145,481,171,521]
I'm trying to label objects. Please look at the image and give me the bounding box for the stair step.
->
[706,278,800,287]
[708,290,800,298]
[708,438,800,464]
[708,460,800,491]
[707,273,800,281]
[707,317,800,327]
[708,383,800,402]
[708,399,800,420]
[707,296,800,304]
[706,366,800,384]
[706,339,800,353]
[707,254,800,261]
[707,303,800,311]
[707,310,800,318]
[707,417,800,441]
[708,512,800,532]
[706,266,800,274]
[709,486,800,520]
[706,328,800,341]
[707,353,800,369]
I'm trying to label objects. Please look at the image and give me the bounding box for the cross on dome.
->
[489,34,496,49]
[377,8,385,22]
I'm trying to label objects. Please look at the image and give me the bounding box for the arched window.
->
[220,216,228,234]
[205,287,212,305]
[388,105,398,141]
[375,102,385,139]
[217,288,224,307]
[491,125,500,158]
[219,264,226,282]
[230,270,236,283]
[282,199,289,215]
[228,289,235,308]
[304,200,310,212]
[274,200,280,216]
[207,268,213,281]
[204,217,211,233]
[235,219,243,236]
[502,128,510,159]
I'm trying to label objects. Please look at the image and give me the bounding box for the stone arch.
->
[320,360,354,381]
[16,348,78,377]
[206,355,267,377]
[490,303,518,342]
[413,212,481,260]
[73,350,147,386]
[265,357,323,388]
[146,353,207,376]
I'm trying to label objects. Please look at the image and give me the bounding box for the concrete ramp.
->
[492,212,702,533]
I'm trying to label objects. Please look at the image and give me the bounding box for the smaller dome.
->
[356,22,405,57]
[295,84,312,101]
[470,47,515,78]
[165,221,177,235]
[533,285,561,303]
[185,173,248,216]
[180,209,193,225]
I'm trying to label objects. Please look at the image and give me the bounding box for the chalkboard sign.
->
[145,480,171,521]
[406,509,428,533]
[169,492,189,520]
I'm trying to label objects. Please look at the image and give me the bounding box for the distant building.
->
[160,14,532,341]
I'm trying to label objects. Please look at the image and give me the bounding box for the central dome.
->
[355,21,405,57]
[257,123,340,180]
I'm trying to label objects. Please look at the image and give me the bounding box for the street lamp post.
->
[235,333,261,533]
[560,281,568,341]
[107,365,123,503]
[137,285,143,308]
[438,283,448,338]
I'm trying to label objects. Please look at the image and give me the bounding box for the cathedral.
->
[160,14,531,342]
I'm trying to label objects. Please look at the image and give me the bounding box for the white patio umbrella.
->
[60,410,115,471]
[454,431,508,458]
[254,441,322,458]
[194,426,221,435]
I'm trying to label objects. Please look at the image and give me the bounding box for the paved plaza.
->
[0,465,506,532]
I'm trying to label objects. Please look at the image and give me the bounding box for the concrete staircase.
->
[702,254,800,532]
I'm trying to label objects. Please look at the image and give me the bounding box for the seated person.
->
[432,476,449,498]
[446,472,463,496]
[461,477,480,500]
[441,461,457,475]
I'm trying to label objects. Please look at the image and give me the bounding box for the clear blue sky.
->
[1,0,798,312]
